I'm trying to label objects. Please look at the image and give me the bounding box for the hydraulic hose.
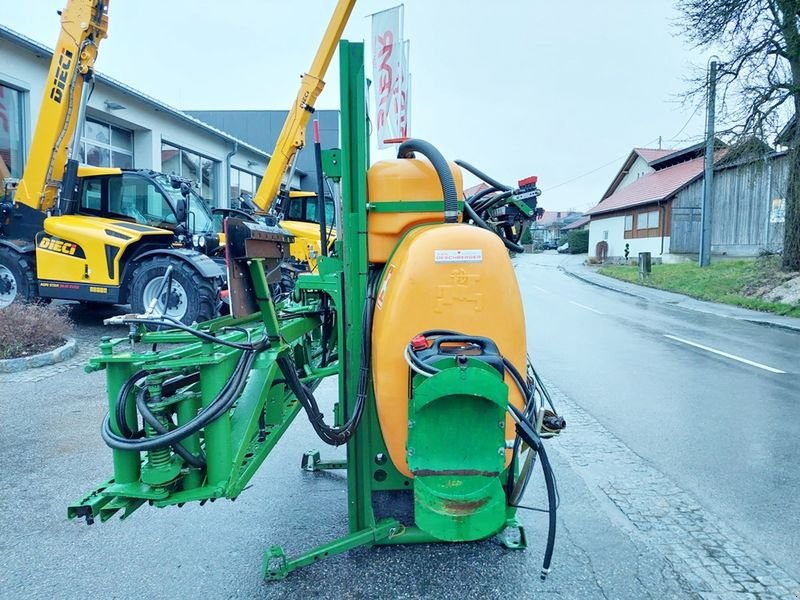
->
[466,185,501,207]
[277,269,380,446]
[538,442,558,580]
[398,139,458,223]
[101,344,260,452]
[463,201,524,253]
[454,159,512,192]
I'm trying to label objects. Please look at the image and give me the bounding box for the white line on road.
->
[663,334,786,374]
[569,300,605,315]
[532,285,552,294]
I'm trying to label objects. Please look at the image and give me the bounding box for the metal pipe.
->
[313,120,328,256]
[224,141,238,209]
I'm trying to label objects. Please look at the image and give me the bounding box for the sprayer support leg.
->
[263,518,401,580]
[499,519,527,550]
[301,450,347,472]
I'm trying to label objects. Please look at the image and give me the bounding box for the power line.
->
[543,136,660,192]
[542,108,705,194]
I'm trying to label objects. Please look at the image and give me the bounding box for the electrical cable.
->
[121,314,269,351]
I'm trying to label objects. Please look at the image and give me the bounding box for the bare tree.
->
[677,0,800,270]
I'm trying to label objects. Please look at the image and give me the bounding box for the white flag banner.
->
[393,40,410,139]
[371,5,404,148]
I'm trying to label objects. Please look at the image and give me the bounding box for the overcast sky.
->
[1,0,714,212]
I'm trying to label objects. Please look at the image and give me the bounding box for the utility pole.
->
[699,60,717,267]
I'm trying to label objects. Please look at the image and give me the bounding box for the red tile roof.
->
[563,215,590,230]
[587,156,705,216]
[463,182,492,198]
[634,147,675,163]
[536,210,581,226]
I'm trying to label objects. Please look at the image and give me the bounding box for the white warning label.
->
[434,249,483,263]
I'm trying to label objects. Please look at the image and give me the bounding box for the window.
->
[637,210,659,230]
[161,142,218,206]
[0,84,25,178]
[603,230,608,241]
[230,166,261,201]
[109,174,175,227]
[82,179,102,212]
[625,208,663,239]
[286,195,336,227]
[81,118,133,168]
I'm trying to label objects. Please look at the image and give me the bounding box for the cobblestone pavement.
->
[548,381,800,600]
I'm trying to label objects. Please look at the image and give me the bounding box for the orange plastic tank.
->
[371,223,527,478]
[366,158,464,263]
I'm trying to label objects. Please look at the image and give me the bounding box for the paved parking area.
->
[1,300,797,599]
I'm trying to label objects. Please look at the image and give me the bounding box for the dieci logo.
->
[49,48,74,104]
[39,236,81,257]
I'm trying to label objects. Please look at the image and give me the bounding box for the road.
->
[1,255,799,599]
[518,252,800,582]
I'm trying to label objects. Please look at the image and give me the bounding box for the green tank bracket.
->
[408,360,509,542]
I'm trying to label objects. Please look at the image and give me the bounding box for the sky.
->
[0,0,715,212]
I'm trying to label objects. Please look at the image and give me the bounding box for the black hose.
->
[398,139,458,223]
[454,159,512,192]
[466,186,501,207]
[276,270,380,446]
[122,315,269,352]
[135,387,206,468]
[473,189,514,214]
[538,443,558,580]
[463,201,525,253]
[101,345,260,452]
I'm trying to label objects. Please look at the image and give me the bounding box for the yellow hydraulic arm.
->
[13,0,109,212]
[251,0,356,213]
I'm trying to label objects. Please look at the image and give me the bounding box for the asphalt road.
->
[518,253,800,582]
[1,257,799,599]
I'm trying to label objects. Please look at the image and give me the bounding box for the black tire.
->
[129,256,218,325]
[0,247,37,308]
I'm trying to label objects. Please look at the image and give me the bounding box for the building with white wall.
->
[0,24,302,208]
[586,145,709,262]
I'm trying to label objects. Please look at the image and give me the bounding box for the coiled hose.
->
[397,139,458,223]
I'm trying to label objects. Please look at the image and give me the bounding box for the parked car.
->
[557,242,569,253]
[542,241,558,250]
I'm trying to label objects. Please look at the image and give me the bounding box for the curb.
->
[559,266,800,333]
[559,266,646,300]
[0,338,78,374]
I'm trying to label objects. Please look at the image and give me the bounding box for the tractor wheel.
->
[0,247,37,308]
[129,256,218,325]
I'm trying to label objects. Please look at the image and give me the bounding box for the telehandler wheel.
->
[0,247,36,308]
[129,256,218,325]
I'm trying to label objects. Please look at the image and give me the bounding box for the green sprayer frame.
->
[69,42,528,580]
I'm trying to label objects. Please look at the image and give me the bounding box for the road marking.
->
[569,300,604,315]
[663,334,786,374]
[532,285,552,294]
